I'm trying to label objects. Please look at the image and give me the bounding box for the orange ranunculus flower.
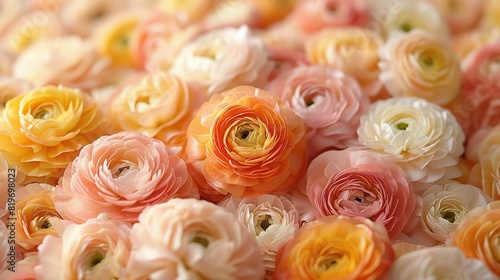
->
[0,85,109,183]
[273,215,395,280]
[448,201,500,276]
[185,85,307,202]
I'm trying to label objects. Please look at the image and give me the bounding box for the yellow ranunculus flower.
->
[0,85,109,183]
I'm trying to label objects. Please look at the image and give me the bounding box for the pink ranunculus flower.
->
[267,65,369,158]
[0,255,39,280]
[292,0,368,34]
[127,198,265,280]
[430,0,484,34]
[300,149,421,239]
[35,213,132,280]
[266,46,310,82]
[54,131,198,223]
[219,194,299,278]
[388,246,498,280]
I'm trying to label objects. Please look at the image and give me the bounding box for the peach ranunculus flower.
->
[168,25,272,95]
[448,201,500,276]
[357,97,465,192]
[54,131,198,223]
[185,86,307,202]
[14,183,62,252]
[273,215,395,280]
[109,72,202,148]
[430,0,484,34]
[300,149,420,238]
[388,246,498,280]
[35,213,132,280]
[0,85,109,183]
[305,27,383,97]
[219,194,299,278]
[292,0,368,34]
[12,37,111,92]
[267,65,369,159]
[127,198,265,280]
[420,181,493,243]
[379,30,461,105]
[0,254,39,280]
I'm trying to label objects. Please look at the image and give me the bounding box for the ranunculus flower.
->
[14,183,62,251]
[127,198,265,280]
[0,85,108,183]
[379,30,461,105]
[0,254,38,280]
[54,131,198,223]
[300,149,420,238]
[267,65,369,158]
[0,76,31,115]
[430,0,484,34]
[35,213,132,280]
[156,0,216,22]
[219,194,299,278]
[273,215,395,280]
[12,37,111,91]
[305,27,383,97]
[357,97,465,191]
[448,201,500,276]
[250,0,298,28]
[421,181,493,242]
[266,46,310,82]
[168,25,272,95]
[109,72,202,148]
[388,246,498,280]
[292,0,368,34]
[185,86,307,202]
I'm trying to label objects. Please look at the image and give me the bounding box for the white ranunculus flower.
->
[357,97,465,192]
[421,181,493,242]
[220,194,299,278]
[168,25,271,95]
[388,246,498,280]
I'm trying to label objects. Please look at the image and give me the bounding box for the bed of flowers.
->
[0,0,499,279]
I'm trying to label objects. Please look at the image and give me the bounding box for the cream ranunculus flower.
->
[127,198,265,280]
[0,85,109,183]
[421,181,493,242]
[219,194,299,278]
[388,246,498,280]
[379,30,461,105]
[168,25,272,95]
[305,27,383,97]
[35,213,132,280]
[357,97,465,192]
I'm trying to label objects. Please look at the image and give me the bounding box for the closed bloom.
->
[379,30,461,105]
[388,246,498,280]
[305,27,383,97]
[0,85,108,183]
[185,86,307,202]
[303,149,420,238]
[169,25,272,95]
[273,215,395,280]
[35,213,132,280]
[127,198,265,280]
[220,194,299,278]
[448,201,500,276]
[357,97,465,191]
[55,131,198,223]
[421,181,493,242]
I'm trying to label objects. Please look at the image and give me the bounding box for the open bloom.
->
[220,194,299,278]
[185,86,307,202]
[430,0,484,34]
[267,65,369,158]
[127,198,265,280]
[273,215,395,280]
[379,30,461,105]
[54,131,198,223]
[0,85,108,183]
[388,246,498,280]
[357,97,465,191]
[35,213,132,280]
[301,149,420,238]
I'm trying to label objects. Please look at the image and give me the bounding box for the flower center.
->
[111,163,131,178]
[88,251,106,268]
[441,211,456,223]
[40,219,52,230]
[192,233,213,248]
[255,214,274,235]
[34,109,51,120]
[400,22,413,32]
[395,122,409,131]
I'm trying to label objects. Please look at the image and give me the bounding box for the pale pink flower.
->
[54,131,198,223]
[35,213,132,280]
[127,198,265,280]
[267,65,369,158]
[266,47,310,82]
